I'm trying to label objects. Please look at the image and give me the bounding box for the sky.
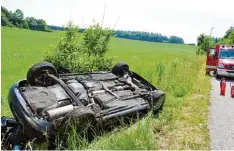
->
[2,0,234,43]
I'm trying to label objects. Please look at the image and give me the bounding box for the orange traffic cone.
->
[230,83,234,98]
[220,77,226,96]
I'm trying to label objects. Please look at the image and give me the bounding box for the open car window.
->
[209,49,215,57]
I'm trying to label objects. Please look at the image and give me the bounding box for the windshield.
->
[219,49,234,59]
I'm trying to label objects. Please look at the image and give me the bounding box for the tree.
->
[168,36,184,44]
[14,9,23,20]
[228,30,234,44]
[26,17,38,30]
[218,27,234,45]
[197,34,215,54]
[26,17,50,31]
[1,6,14,27]
[37,19,46,31]
[223,26,234,39]
[222,30,234,45]
[1,12,10,26]
[36,19,51,31]
[12,9,24,27]
[22,20,29,29]
[1,6,50,31]
[1,6,12,19]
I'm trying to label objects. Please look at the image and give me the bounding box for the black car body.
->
[1,62,165,150]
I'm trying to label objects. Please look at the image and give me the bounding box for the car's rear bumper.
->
[217,68,234,77]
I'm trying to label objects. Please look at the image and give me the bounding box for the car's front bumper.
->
[217,68,234,77]
[8,81,55,144]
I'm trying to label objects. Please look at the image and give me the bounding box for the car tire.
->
[60,107,96,132]
[57,107,96,148]
[150,91,165,114]
[57,66,72,74]
[112,62,132,77]
[27,62,57,86]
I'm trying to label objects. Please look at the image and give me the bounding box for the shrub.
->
[45,21,114,73]
[196,34,215,55]
[83,23,114,57]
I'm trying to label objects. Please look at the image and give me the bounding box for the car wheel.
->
[57,66,72,74]
[112,62,132,77]
[150,91,165,114]
[27,62,57,87]
[60,107,96,132]
[56,107,96,148]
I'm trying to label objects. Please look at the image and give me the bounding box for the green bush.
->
[83,24,114,57]
[45,22,114,73]
[196,34,215,54]
[219,29,234,45]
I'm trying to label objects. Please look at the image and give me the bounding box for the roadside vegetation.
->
[196,26,234,54]
[45,22,114,73]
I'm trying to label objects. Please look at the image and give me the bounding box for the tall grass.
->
[136,56,202,97]
[88,114,156,150]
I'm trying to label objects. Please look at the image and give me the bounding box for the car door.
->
[206,48,217,71]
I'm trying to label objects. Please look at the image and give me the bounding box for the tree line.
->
[114,30,184,44]
[1,6,185,44]
[196,26,234,54]
[1,6,51,32]
[48,25,184,44]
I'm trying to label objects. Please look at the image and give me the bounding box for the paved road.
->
[209,75,234,150]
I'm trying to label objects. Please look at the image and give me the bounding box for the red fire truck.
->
[206,44,234,78]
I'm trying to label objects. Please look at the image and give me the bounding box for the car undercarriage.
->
[1,62,165,150]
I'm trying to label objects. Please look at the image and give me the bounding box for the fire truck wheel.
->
[216,73,221,79]
[213,70,217,75]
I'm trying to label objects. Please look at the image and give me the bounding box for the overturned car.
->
[1,62,165,150]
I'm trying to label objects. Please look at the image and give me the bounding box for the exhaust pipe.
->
[45,105,74,121]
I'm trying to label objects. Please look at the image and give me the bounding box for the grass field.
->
[1,26,210,149]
